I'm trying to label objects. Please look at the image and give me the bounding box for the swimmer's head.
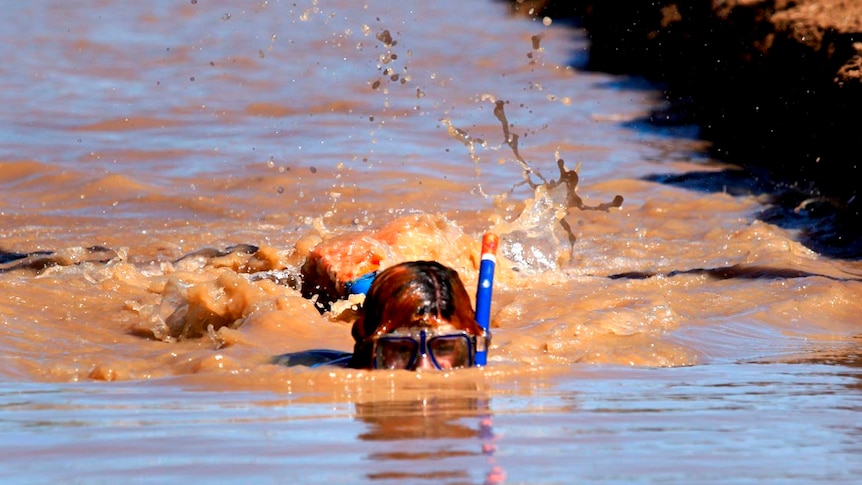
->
[349,261,482,370]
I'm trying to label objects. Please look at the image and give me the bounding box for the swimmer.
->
[349,260,485,370]
[274,232,497,370]
[272,260,490,370]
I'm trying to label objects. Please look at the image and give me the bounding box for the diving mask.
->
[371,327,488,370]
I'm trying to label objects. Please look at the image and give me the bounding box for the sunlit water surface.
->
[2,363,862,484]
[1,0,862,483]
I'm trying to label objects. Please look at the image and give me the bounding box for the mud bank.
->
[513,0,862,257]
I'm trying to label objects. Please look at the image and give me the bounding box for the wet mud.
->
[2,1,862,483]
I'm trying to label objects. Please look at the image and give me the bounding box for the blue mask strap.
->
[345,270,378,296]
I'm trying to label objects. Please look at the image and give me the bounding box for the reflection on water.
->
[2,362,861,484]
[355,389,501,483]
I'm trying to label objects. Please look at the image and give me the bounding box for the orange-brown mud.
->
[2,1,862,483]
[4,160,858,383]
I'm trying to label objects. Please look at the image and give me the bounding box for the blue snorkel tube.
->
[474,233,498,367]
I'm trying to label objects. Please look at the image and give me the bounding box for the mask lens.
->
[374,337,418,369]
[428,334,472,369]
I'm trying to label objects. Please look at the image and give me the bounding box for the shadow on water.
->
[609,263,862,283]
[587,75,862,260]
[587,73,862,259]
[777,337,862,371]
[0,247,117,272]
[642,166,862,260]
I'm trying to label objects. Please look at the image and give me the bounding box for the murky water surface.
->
[2,0,862,483]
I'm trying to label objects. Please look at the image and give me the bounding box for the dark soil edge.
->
[506,0,862,258]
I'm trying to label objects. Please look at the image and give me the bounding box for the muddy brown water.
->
[2,1,862,483]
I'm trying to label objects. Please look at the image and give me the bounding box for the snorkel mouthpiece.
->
[475,233,498,367]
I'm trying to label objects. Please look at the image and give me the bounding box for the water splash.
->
[446,99,624,273]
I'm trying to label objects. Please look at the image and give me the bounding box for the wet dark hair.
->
[349,261,479,369]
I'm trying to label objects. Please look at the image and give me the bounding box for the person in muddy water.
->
[272,261,489,370]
